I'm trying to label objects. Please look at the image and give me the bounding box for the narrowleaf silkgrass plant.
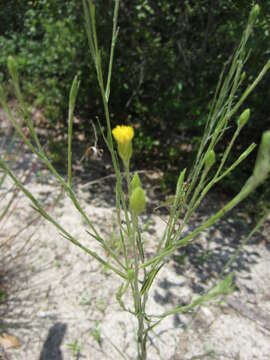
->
[0,2,270,359]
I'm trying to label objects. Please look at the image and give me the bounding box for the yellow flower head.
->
[112,125,134,144]
[112,125,134,165]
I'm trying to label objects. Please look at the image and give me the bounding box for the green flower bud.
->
[129,187,146,215]
[253,131,270,183]
[237,109,250,128]
[69,75,80,112]
[131,172,141,192]
[249,4,260,23]
[118,142,132,165]
[7,56,19,84]
[205,150,216,169]
[127,268,135,281]
[241,72,246,82]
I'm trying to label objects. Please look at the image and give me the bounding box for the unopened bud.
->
[249,4,260,23]
[205,150,216,169]
[253,131,270,183]
[7,56,19,84]
[69,75,80,111]
[241,72,246,82]
[131,172,141,192]
[127,268,135,281]
[129,187,146,215]
[237,109,250,128]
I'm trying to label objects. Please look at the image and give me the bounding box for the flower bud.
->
[129,187,146,215]
[205,150,216,169]
[249,4,260,23]
[253,131,270,183]
[131,172,141,192]
[241,72,246,82]
[69,75,80,112]
[127,268,135,281]
[237,109,250,128]
[7,56,19,84]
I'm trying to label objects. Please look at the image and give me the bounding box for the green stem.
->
[68,75,80,188]
[0,158,127,280]
[142,176,257,269]
[105,0,120,101]
[0,89,102,241]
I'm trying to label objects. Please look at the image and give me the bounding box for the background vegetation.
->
[0,0,269,211]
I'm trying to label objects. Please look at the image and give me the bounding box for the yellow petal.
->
[112,125,134,144]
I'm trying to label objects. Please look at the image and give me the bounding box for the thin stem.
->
[0,158,127,280]
[184,142,256,226]
[105,0,120,102]
[0,87,102,240]
[68,75,80,188]
[86,230,126,270]
[142,175,259,269]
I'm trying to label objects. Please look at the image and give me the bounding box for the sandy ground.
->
[0,117,270,360]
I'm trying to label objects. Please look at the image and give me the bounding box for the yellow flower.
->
[112,125,134,144]
[112,125,134,164]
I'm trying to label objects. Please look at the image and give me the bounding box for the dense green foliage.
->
[0,1,269,206]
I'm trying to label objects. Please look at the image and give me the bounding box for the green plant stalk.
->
[68,75,80,188]
[228,61,270,122]
[188,16,269,203]
[105,0,120,102]
[115,184,129,268]
[210,19,249,129]
[0,141,22,222]
[86,229,126,270]
[216,124,243,177]
[82,0,96,62]
[142,171,266,269]
[191,48,240,186]
[2,186,63,263]
[126,163,147,358]
[160,169,187,249]
[184,143,257,226]
[148,273,234,331]
[129,210,145,359]
[184,58,269,229]
[88,0,98,54]
[174,126,254,242]
[83,0,133,261]
[0,83,103,241]
[129,177,150,358]
[134,214,145,266]
[8,60,46,156]
[0,158,127,280]
[175,162,212,242]
[84,1,150,350]
[226,60,243,116]
[155,209,269,334]
[123,156,147,359]
[0,85,42,157]
[0,187,18,222]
